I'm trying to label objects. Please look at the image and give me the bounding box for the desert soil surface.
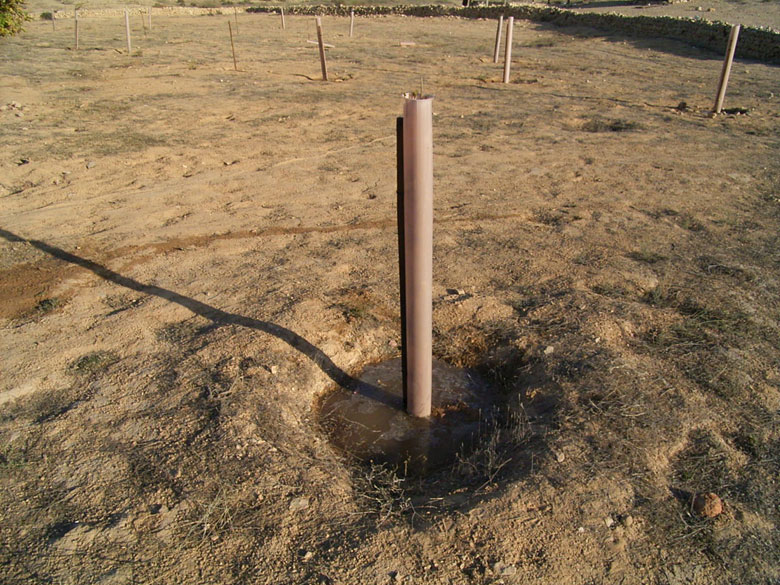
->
[1,7,779,585]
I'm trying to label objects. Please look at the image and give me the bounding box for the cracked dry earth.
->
[1,10,779,585]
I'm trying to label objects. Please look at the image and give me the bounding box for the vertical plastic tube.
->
[316,17,328,81]
[493,15,503,64]
[349,10,355,38]
[75,10,79,51]
[713,24,740,114]
[281,8,286,30]
[148,7,152,31]
[503,17,513,84]
[125,9,132,54]
[402,95,434,418]
[396,117,409,409]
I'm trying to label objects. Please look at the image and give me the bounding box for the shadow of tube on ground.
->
[0,228,397,408]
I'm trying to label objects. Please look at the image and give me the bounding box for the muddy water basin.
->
[318,358,498,475]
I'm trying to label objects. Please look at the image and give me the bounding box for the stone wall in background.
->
[246,3,780,64]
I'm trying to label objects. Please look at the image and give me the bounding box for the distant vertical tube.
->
[316,17,328,81]
[124,9,132,54]
[713,24,741,114]
[349,9,355,38]
[503,17,513,84]
[281,7,286,30]
[75,9,79,51]
[229,21,237,71]
[402,95,433,418]
[492,15,503,64]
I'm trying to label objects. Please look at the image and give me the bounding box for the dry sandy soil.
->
[1,7,779,585]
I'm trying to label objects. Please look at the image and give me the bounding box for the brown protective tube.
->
[75,10,79,51]
[493,15,503,64]
[281,7,286,30]
[396,117,408,409]
[316,17,329,81]
[402,95,434,418]
[503,17,514,84]
[713,24,740,114]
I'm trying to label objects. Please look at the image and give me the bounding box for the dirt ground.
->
[1,8,779,585]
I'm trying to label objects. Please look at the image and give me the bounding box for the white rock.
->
[289,496,309,512]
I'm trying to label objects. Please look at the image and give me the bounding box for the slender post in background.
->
[74,9,79,50]
[229,21,237,71]
[502,16,513,84]
[402,94,434,418]
[233,6,239,35]
[713,24,741,114]
[492,15,503,64]
[148,7,152,31]
[316,17,328,81]
[349,9,354,38]
[124,9,132,54]
[281,7,286,30]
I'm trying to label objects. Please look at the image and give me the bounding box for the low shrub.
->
[0,0,29,36]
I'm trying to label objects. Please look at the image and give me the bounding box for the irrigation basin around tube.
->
[317,358,498,476]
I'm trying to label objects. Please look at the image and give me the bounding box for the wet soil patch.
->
[318,358,497,476]
[316,337,560,518]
